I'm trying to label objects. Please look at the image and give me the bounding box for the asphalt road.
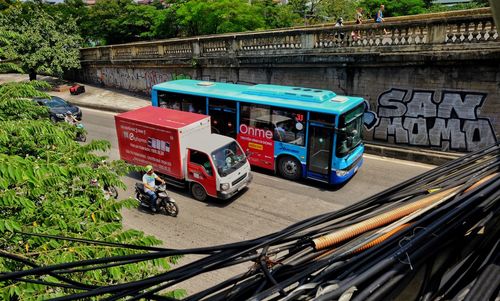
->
[82,107,435,294]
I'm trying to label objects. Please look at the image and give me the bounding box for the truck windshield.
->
[336,105,364,157]
[211,141,246,177]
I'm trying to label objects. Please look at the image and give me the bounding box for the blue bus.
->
[151,80,364,184]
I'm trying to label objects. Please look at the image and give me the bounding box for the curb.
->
[364,143,462,166]
[68,100,145,114]
[71,100,464,166]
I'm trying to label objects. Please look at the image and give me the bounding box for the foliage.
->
[359,0,426,18]
[317,0,359,22]
[0,4,82,80]
[253,0,300,29]
[84,0,163,44]
[176,0,266,36]
[426,2,487,13]
[0,80,182,299]
[0,26,23,74]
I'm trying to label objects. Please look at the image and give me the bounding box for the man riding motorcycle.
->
[142,165,166,213]
[64,111,78,125]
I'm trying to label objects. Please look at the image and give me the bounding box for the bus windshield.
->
[211,141,246,177]
[336,105,364,157]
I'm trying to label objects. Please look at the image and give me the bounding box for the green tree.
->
[360,0,426,18]
[86,0,162,44]
[426,2,486,13]
[0,81,184,300]
[317,0,359,22]
[253,0,300,29]
[0,5,81,80]
[176,0,266,36]
[49,0,93,45]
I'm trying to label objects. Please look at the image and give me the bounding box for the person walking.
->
[334,17,345,42]
[376,5,388,34]
[353,7,363,40]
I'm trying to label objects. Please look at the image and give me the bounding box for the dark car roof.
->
[34,96,80,114]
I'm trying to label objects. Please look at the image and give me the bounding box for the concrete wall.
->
[73,8,500,153]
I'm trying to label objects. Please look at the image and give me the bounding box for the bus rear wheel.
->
[191,183,207,202]
[278,156,301,181]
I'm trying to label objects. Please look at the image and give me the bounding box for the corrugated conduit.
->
[313,187,461,250]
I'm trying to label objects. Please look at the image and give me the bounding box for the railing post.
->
[428,22,447,44]
[301,32,315,49]
[229,36,237,54]
[110,46,115,61]
[193,40,201,57]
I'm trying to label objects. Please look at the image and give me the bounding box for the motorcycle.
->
[75,123,87,142]
[90,179,118,200]
[135,183,179,217]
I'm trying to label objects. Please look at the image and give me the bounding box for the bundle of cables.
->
[1,142,499,301]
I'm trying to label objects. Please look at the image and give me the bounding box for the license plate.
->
[238,184,247,191]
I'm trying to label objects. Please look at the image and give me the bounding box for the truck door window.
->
[189,150,213,176]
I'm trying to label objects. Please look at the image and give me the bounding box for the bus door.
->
[306,113,335,183]
[208,98,237,138]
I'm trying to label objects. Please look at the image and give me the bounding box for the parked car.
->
[34,96,82,122]
[70,84,85,95]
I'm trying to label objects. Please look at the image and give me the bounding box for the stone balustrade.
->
[80,8,498,62]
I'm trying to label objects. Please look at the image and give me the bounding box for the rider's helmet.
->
[145,165,153,173]
[66,111,73,116]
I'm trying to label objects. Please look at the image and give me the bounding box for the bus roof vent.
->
[197,81,215,87]
[331,96,349,103]
[242,84,336,103]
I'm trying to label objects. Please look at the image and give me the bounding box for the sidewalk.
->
[1,73,462,165]
[0,73,150,112]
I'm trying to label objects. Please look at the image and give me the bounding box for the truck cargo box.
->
[115,106,211,179]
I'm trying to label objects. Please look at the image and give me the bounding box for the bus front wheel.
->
[278,156,301,181]
[191,183,207,202]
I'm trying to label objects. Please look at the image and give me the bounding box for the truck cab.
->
[186,135,252,201]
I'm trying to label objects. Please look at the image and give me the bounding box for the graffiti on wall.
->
[367,89,497,152]
[79,68,192,94]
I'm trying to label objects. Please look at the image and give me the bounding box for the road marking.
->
[363,154,435,169]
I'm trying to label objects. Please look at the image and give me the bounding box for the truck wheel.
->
[191,183,207,201]
[278,156,302,181]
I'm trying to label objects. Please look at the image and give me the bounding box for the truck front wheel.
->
[191,183,207,201]
[278,156,302,181]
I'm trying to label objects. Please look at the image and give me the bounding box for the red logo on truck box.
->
[237,124,274,170]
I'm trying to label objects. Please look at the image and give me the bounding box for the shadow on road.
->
[250,166,353,192]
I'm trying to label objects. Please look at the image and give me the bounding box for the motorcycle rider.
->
[64,111,78,125]
[143,165,166,213]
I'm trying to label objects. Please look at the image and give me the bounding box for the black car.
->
[34,96,82,122]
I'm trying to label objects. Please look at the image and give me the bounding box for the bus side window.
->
[240,104,272,135]
[271,108,306,146]
[158,91,205,114]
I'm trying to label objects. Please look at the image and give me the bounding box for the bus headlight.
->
[335,169,349,177]
[220,183,230,191]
